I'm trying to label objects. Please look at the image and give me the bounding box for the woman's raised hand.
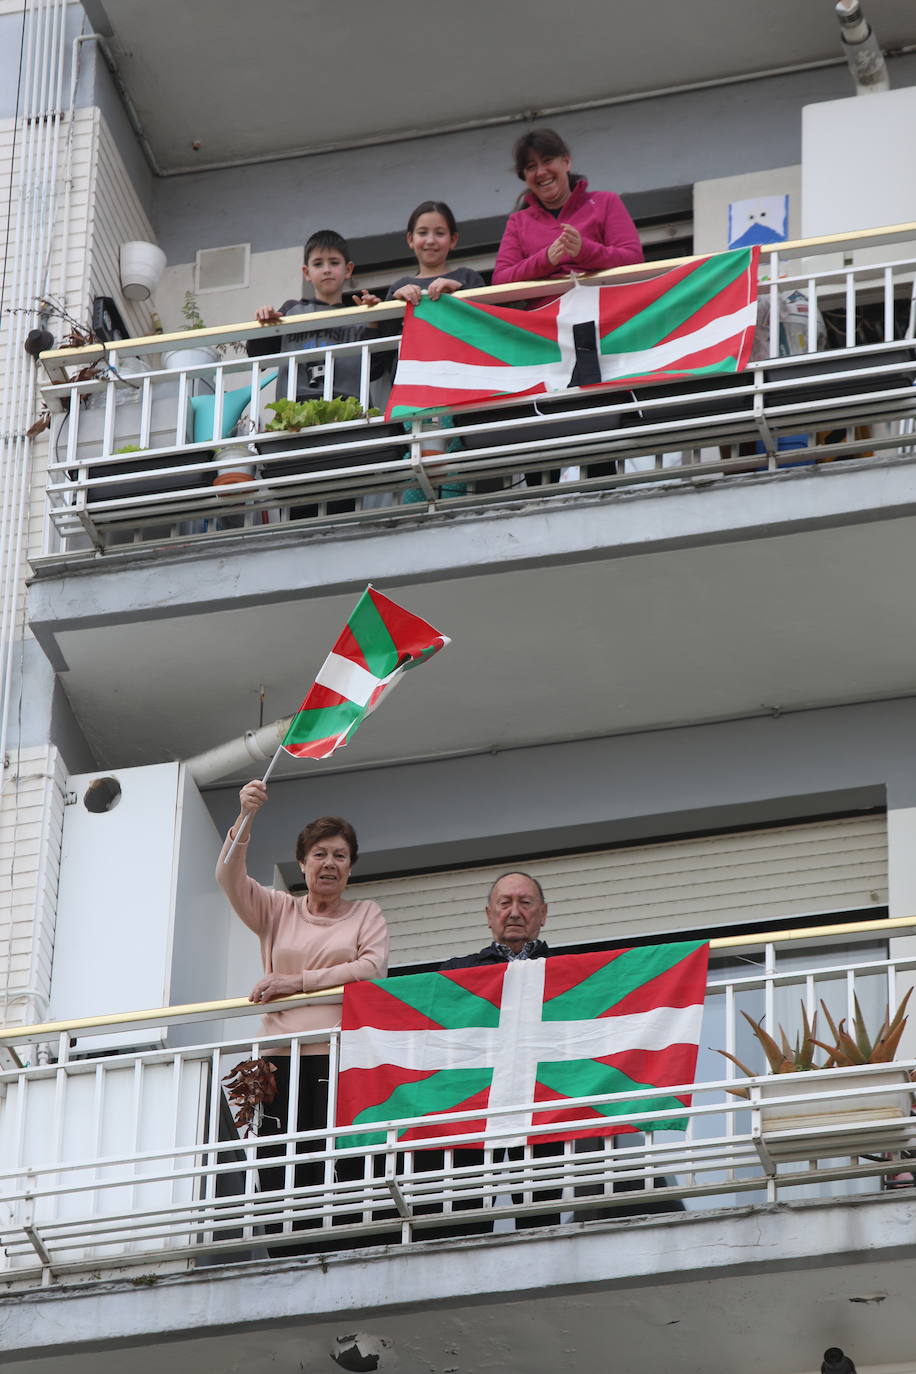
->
[239,779,268,815]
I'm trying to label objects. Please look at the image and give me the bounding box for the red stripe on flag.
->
[601,945,709,1018]
[336,1064,437,1128]
[530,1082,633,1141]
[398,310,529,369]
[340,981,443,1033]
[296,682,351,712]
[367,587,446,662]
[283,732,347,760]
[594,1041,700,1089]
[390,382,549,414]
[398,1087,491,1145]
[597,259,701,336]
[441,962,507,1008]
[542,949,625,1002]
[334,624,371,672]
[467,294,564,343]
[663,272,755,345]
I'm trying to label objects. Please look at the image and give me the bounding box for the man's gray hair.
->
[487,871,546,905]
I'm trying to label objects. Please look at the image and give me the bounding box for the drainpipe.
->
[185,716,293,787]
[835,0,889,93]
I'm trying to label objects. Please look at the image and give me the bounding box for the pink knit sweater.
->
[492,177,643,285]
[217,827,389,1052]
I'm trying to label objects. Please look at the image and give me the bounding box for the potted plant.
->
[719,991,913,1155]
[161,292,223,374]
[257,397,401,473]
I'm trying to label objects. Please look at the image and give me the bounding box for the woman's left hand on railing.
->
[249,972,303,1002]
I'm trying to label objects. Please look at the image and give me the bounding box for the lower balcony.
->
[1,920,915,1373]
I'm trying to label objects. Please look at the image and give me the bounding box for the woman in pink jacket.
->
[492,127,643,286]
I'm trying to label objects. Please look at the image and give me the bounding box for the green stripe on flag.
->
[348,589,401,677]
[378,970,502,1029]
[345,1067,494,1147]
[612,356,741,383]
[415,294,562,366]
[600,249,752,356]
[284,699,362,746]
[542,942,705,1022]
[536,1058,689,1131]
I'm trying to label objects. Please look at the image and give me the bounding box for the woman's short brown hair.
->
[295,816,359,865]
[512,127,572,180]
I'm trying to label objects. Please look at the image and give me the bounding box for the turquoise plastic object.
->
[188,369,278,443]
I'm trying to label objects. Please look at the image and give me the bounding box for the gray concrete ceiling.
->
[52,510,916,776]
[94,0,916,172]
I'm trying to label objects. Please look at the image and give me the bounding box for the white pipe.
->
[0,0,68,783]
[185,716,293,786]
[835,0,890,94]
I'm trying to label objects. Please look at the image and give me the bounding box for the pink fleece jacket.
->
[217,827,389,1052]
[492,177,643,285]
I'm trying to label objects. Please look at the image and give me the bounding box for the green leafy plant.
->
[115,443,144,454]
[718,988,912,1096]
[265,396,380,431]
[181,291,206,331]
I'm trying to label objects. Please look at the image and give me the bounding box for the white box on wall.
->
[49,762,228,1050]
[693,166,801,257]
[802,85,916,263]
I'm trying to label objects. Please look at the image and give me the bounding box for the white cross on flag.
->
[337,943,709,1148]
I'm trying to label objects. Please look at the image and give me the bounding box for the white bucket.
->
[120,241,167,301]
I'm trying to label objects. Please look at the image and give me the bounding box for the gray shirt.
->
[247,295,367,402]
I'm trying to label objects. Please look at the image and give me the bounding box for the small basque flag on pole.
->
[222,587,448,861]
[281,586,450,762]
[337,941,709,1148]
[386,247,759,419]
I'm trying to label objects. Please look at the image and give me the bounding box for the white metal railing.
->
[34,223,916,559]
[1,919,914,1283]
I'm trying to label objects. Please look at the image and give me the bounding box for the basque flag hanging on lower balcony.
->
[337,941,710,1148]
[385,247,759,419]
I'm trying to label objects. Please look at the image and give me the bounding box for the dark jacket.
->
[440,939,550,970]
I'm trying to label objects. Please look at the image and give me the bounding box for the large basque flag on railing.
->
[281,586,449,761]
[385,248,759,420]
[337,941,709,1148]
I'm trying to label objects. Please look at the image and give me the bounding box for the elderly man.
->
[424,869,681,1234]
[441,872,549,968]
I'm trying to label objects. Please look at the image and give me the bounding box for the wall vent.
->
[195,243,250,293]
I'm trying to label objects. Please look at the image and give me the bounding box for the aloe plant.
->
[718,988,912,1096]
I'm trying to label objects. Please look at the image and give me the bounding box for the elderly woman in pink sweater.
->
[217,778,388,1241]
[492,127,644,286]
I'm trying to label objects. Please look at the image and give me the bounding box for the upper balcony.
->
[1,916,915,1371]
[26,225,916,778]
[34,224,916,566]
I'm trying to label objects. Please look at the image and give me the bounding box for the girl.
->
[387,201,485,304]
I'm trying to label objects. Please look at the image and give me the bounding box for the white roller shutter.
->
[350,814,887,968]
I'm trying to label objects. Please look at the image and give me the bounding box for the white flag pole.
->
[222,742,285,864]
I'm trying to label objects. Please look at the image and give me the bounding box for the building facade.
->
[3,2,916,1371]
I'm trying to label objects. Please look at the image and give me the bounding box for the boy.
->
[248,229,380,401]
